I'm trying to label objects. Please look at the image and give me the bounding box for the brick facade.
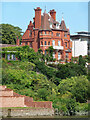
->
[0,86,52,108]
[22,7,72,62]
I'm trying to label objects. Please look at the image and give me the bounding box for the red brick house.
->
[22,7,72,62]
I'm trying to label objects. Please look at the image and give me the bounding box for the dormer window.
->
[56,24,59,29]
[50,23,52,28]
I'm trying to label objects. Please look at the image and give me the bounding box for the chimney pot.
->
[50,9,56,21]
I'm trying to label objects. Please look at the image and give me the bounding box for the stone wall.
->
[2,108,54,117]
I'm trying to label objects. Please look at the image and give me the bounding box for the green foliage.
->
[58,76,89,103]
[34,61,57,79]
[1,24,23,44]
[2,46,39,62]
[37,88,50,100]
[46,46,54,62]
[65,98,77,116]
[76,103,89,112]
[56,63,87,79]
[78,55,86,66]
[2,45,89,115]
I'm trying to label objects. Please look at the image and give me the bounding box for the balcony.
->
[53,45,64,50]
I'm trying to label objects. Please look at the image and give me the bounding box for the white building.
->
[70,31,90,57]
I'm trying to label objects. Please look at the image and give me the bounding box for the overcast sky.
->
[1,1,88,34]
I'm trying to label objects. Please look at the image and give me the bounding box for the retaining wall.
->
[1,108,54,117]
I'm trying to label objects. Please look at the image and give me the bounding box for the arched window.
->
[45,41,47,45]
[48,41,50,45]
[41,41,43,45]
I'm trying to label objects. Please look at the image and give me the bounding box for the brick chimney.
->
[28,21,34,30]
[50,9,56,21]
[16,36,20,46]
[34,7,42,29]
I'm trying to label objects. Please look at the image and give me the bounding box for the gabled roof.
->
[60,18,67,30]
[22,21,34,40]
[40,12,61,30]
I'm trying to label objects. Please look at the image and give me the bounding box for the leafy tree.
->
[58,76,89,103]
[71,76,89,103]
[56,63,87,79]
[38,88,49,100]
[78,55,86,66]
[1,24,23,44]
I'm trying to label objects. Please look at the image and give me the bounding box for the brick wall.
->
[24,96,33,106]
[0,86,6,90]
[1,96,25,107]
[0,91,13,96]
[25,101,52,108]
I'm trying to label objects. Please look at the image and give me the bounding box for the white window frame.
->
[52,40,55,46]
[7,54,10,60]
[58,41,61,46]
[53,52,55,59]
[58,52,61,60]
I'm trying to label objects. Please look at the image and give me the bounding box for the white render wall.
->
[72,39,87,57]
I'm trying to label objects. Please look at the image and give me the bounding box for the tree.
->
[46,46,54,61]
[38,88,49,100]
[78,55,86,66]
[1,24,23,44]
[58,76,89,103]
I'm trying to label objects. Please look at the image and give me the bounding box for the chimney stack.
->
[16,36,20,46]
[34,7,42,29]
[50,9,56,21]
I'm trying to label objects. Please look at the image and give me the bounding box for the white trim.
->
[40,45,51,46]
